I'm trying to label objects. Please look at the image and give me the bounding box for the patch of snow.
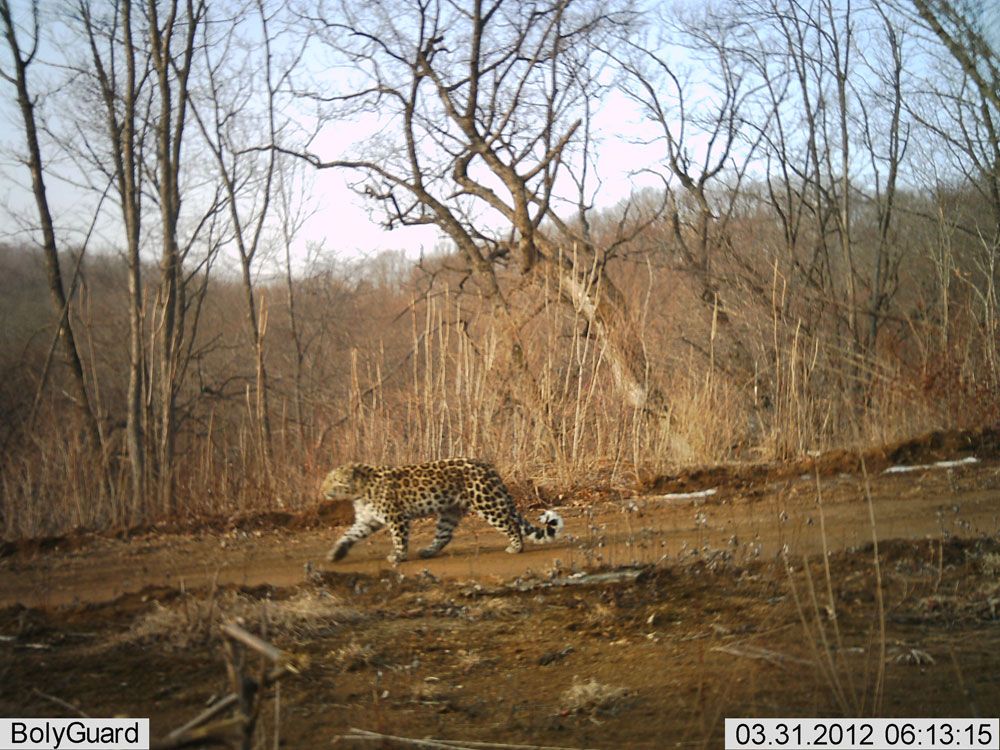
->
[654,487,718,500]
[884,456,980,474]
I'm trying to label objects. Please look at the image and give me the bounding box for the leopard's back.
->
[373,458,513,519]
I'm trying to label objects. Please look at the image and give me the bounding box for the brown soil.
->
[1,434,999,748]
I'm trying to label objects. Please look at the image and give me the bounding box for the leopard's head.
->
[320,463,372,500]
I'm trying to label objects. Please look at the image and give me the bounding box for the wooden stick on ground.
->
[220,622,305,672]
[220,623,284,663]
[337,728,601,750]
[150,715,246,749]
[31,689,90,718]
[153,624,303,749]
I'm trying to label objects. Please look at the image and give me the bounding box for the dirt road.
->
[3,456,997,609]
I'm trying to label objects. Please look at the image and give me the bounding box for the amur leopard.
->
[321,458,563,564]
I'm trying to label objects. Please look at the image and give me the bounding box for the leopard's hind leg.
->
[419,508,463,559]
[476,501,524,553]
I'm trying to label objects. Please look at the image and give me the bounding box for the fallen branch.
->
[150,715,246,749]
[711,644,812,667]
[0,635,52,651]
[220,623,298,668]
[155,694,239,747]
[506,568,647,592]
[336,728,600,750]
[152,624,305,749]
[31,689,90,718]
[152,663,290,750]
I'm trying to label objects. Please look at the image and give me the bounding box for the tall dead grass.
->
[1,235,997,540]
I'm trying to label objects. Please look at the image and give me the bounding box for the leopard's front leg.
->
[385,517,411,564]
[327,507,383,562]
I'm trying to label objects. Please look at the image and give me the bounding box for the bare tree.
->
[860,3,909,352]
[903,0,1000,378]
[75,0,225,518]
[616,6,766,312]
[0,0,103,448]
[76,0,150,517]
[276,160,316,457]
[910,0,999,112]
[146,0,207,515]
[190,1,277,474]
[907,0,999,229]
[293,0,663,421]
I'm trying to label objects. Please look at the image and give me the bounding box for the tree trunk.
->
[552,260,662,415]
[1,1,102,448]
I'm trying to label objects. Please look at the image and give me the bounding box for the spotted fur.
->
[321,458,563,564]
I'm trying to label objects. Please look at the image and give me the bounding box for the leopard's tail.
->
[520,509,564,543]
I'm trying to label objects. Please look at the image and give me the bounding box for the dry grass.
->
[329,640,379,671]
[2,215,999,542]
[918,581,1000,620]
[454,648,489,672]
[408,679,450,705]
[559,677,630,716]
[977,552,1000,577]
[125,589,365,650]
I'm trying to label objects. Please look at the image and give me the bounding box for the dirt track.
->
[2,455,998,609]
[2,449,1000,748]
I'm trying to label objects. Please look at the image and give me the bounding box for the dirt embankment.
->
[5,426,997,559]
